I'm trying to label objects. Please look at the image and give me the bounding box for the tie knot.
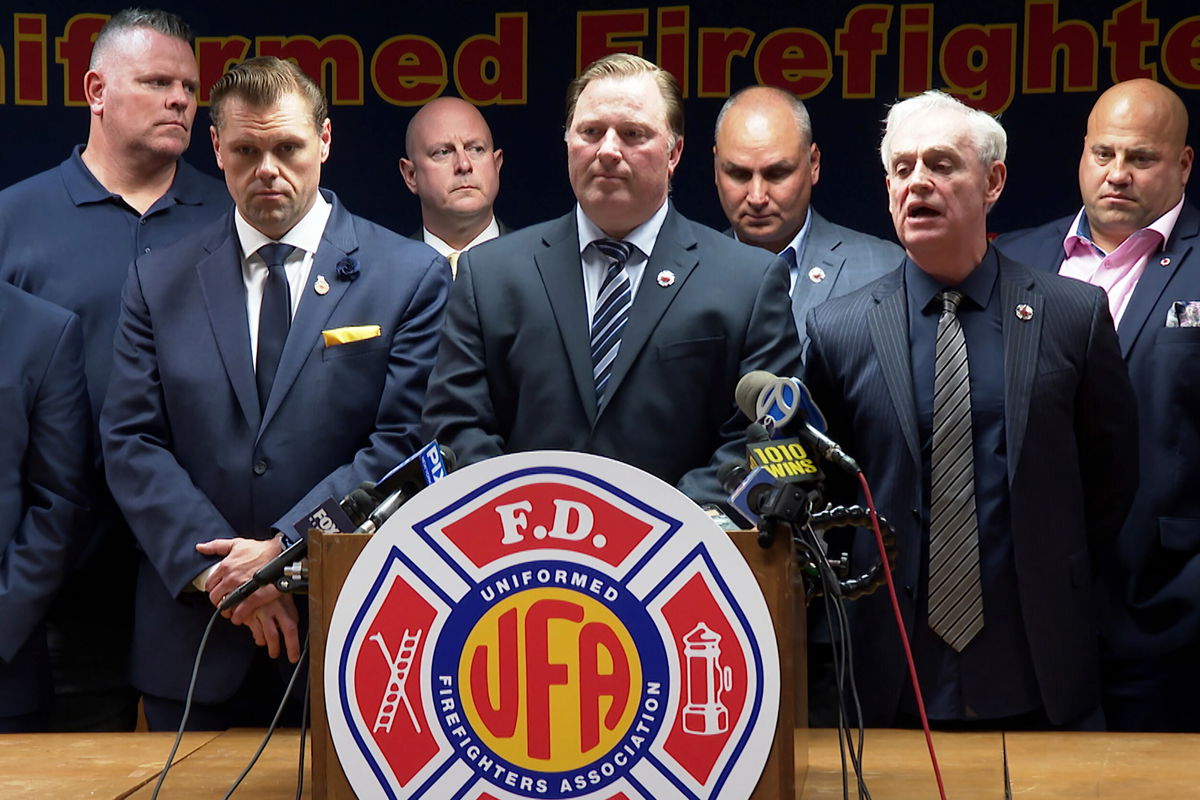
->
[258,243,297,271]
[939,289,964,316]
[594,238,634,267]
[779,247,799,270]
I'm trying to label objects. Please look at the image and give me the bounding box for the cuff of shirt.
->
[192,564,218,593]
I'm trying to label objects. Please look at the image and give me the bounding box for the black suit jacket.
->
[422,205,804,503]
[804,253,1137,724]
[996,204,1200,658]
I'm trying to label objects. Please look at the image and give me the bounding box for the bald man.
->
[714,86,901,350]
[997,79,1199,731]
[401,97,507,273]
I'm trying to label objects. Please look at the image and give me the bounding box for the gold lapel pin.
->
[314,275,330,296]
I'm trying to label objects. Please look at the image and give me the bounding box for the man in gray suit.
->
[714,86,902,350]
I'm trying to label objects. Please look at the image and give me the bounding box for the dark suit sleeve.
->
[276,251,450,530]
[0,314,92,661]
[101,262,244,597]
[1075,292,1138,551]
[675,255,804,502]
[422,250,508,463]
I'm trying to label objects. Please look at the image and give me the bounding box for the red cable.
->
[856,471,949,800]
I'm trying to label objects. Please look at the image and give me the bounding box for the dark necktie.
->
[928,289,985,652]
[779,246,799,295]
[589,238,634,405]
[256,242,296,411]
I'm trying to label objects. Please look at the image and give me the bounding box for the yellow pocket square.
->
[322,325,382,346]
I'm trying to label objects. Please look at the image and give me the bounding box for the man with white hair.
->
[803,91,1137,728]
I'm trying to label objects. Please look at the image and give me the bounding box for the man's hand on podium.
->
[196,535,284,612]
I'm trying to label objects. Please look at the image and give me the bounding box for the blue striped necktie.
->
[928,289,985,652]
[589,238,634,405]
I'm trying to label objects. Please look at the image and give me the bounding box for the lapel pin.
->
[656,269,675,287]
[314,274,330,296]
[808,266,827,284]
[1015,303,1034,321]
[1161,257,1172,267]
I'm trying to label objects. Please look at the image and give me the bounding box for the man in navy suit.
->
[996,79,1198,731]
[0,8,227,731]
[422,54,802,504]
[401,97,509,275]
[713,86,902,352]
[0,284,92,732]
[804,91,1136,728]
[101,57,449,730]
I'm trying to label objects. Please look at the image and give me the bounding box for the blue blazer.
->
[804,254,1137,725]
[0,283,91,717]
[101,192,449,702]
[422,205,804,504]
[996,204,1200,658]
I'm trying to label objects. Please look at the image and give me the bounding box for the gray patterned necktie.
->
[928,289,985,652]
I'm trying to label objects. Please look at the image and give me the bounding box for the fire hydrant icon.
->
[681,622,734,735]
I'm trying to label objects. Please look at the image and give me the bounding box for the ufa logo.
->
[327,452,779,800]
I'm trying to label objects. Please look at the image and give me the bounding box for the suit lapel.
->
[259,197,356,432]
[197,215,260,429]
[999,258,1041,478]
[866,274,921,469]
[1116,206,1199,357]
[792,212,844,328]
[532,214,598,423]
[603,208,698,414]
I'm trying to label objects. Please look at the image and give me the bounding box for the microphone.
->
[354,442,455,534]
[219,537,307,612]
[735,371,860,474]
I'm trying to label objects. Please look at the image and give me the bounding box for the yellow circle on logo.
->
[459,587,642,772]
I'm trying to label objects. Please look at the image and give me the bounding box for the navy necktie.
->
[589,238,634,405]
[256,243,296,411]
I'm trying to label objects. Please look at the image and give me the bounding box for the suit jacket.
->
[996,204,1200,658]
[422,204,804,504]
[101,191,449,702]
[0,283,91,717]
[803,253,1137,725]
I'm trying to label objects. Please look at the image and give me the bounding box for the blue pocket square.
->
[1166,301,1200,328]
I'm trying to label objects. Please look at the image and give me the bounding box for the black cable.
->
[295,657,311,800]
[221,633,311,799]
[151,606,222,800]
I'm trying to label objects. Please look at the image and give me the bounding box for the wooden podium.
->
[308,524,805,799]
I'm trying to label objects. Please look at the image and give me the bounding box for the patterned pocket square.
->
[322,325,382,346]
[1166,301,1200,328]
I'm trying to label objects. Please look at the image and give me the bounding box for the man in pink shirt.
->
[997,79,1198,732]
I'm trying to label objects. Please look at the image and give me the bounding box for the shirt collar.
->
[61,144,215,211]
[779,207,813,261]
[905,245,999,315]
[235,191,332,259]
[576,199,669,261]
[1063,196,1184,257]
[423,215,501,257]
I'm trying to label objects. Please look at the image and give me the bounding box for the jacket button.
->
[253,460,267,475]
[911,508,920,520]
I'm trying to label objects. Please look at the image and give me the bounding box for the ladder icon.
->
[370,629,423,734]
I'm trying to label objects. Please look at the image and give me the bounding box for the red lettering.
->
[1023,0,1098,93]
[577,622,631,753]
[454,13,527,105]
[524,599,583,760]
[1162,16,1200,89]
[657,6,690,96]
[258,36,364,104]
[196,37,250,104]
[371,36,447,106]
[576,10,648,74]
[899,4,934,97]
[469,607,519,738]
[939,24,1017,114]
[754,28,832,99]
[696,27,754,97]
[15,14,47,106]
[1104,0,1159,82]
[837,5,892,99]
[55,14,107,106]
